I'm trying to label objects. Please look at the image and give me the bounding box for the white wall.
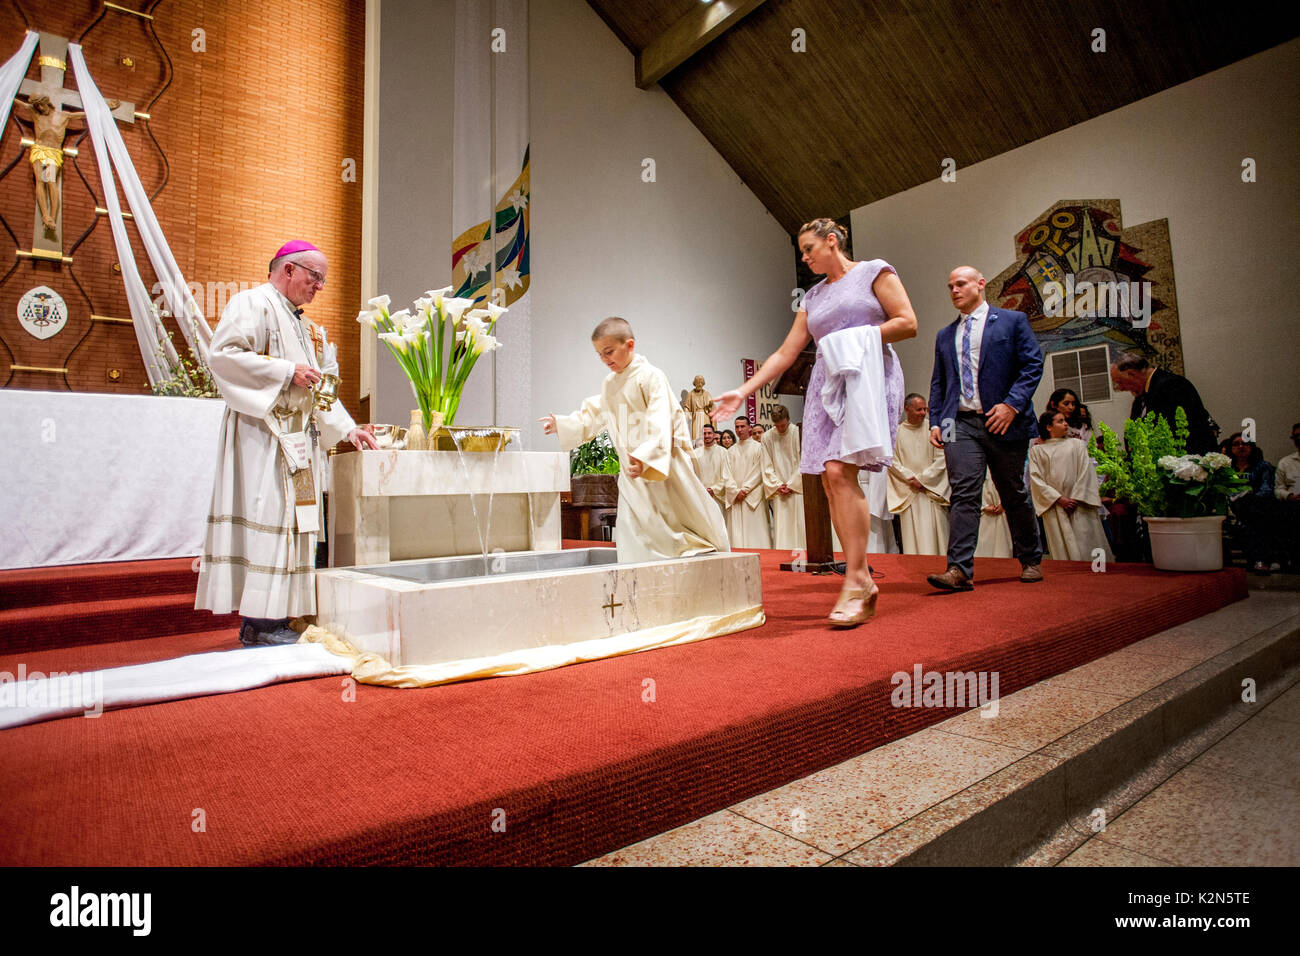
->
[527,0,796,444]
[851,39,1300,463]
[372,0,797,443]
[374,0,455,427]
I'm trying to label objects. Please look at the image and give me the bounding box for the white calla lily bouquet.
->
[357,287,506,431]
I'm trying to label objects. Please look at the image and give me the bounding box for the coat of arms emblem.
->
[18,286,68,340]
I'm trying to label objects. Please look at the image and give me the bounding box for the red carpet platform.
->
[0,548,1246,866]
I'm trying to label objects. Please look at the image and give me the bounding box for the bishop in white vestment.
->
[196,243,374,639]
[761,410,805,550]
[887,404,950,555]
[549,341,728,563]
[726,420,772,549]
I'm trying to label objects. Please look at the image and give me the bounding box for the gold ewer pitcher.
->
[312,372,341,411]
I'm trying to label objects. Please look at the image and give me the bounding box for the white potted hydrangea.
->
[1091,409,1249,571]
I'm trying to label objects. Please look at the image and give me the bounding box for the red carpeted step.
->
[0,553,1250,866]
[0,592,238,653]
[0,558,200,610]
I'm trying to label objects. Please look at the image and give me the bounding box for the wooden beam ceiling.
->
[636,0,769,89]
[588,0,1300,234]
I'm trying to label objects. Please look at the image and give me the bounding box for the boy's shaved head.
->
[592,317,634,342]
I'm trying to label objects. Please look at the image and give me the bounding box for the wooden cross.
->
[15,33,136,257]
[602,594,623,617]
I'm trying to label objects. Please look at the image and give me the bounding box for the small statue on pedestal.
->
[684,375,714,442]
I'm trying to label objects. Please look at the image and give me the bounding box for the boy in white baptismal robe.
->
[541,318,729,563]
[1029,411,1114,562]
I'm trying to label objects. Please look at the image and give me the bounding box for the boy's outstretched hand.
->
[539,414,557,435]
[625,456,644,479]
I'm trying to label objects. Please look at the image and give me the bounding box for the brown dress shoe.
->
[927,566,973,591]
[1020,563,1044,583]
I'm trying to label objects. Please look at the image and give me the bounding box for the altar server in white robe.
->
[858,466,899,554]
[1029,410,1113,562]
[196,241,377,646]
[975,468,1014,558]
[761,404,806,550]
[696,423,735,515]
[887,394,950,555]
[726,416,773,549]
[542,318,728,563]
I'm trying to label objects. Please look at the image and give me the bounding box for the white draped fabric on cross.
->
[0,31,211,388]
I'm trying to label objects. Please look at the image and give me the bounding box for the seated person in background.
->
[1029,411,1113,562]
[541,317,729,563]
[719,429,737,449]
[1227,432,1280,574]
[1277,422,1300,572]
[1276,423,1300,502]
[1073,402,1095,447]
[751,423,766,442]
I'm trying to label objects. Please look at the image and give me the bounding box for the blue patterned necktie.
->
[960,314,975,401]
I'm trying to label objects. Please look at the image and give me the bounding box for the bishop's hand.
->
[293,364,321,388]
[348,428,380,450]
[539,413,557,436]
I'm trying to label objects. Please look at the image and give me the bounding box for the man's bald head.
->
[947,266,986,315]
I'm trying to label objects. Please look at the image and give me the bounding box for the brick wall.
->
[0,0,365,408]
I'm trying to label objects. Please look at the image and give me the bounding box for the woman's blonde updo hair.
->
[798,218,850,256]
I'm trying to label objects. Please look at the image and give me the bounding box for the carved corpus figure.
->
[16,90,83,231]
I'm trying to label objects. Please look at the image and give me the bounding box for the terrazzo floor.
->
[583,588,1300,867]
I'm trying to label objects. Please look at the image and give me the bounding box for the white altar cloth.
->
[0,390,225,569]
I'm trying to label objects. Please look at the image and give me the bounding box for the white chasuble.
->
[696,442,735,516]
[761,424,805,550]
[975,468,1013,559]
[1029,437,1113,562]
[725,437,772,549]
[554,354,729,563]
[196,284,357,618]
[886,420,949,556]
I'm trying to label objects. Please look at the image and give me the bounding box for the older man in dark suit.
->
[1109,351,1217,454]
[926,267,1044,590]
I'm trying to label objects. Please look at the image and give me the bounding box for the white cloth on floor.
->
[0,643,348,730]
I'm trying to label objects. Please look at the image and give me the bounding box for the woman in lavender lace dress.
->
[712,218,917,627]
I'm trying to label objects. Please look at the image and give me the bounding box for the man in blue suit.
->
[926,266,1044,590]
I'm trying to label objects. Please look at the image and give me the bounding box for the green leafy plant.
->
[570,432,620,476]
[1090,407,1249,517]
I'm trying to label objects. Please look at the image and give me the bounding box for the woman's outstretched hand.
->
[711,390,743,423]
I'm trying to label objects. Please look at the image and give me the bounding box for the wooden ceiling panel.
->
[588,0,1300,232]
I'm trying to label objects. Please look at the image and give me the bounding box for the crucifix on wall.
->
[13,32,135,257]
